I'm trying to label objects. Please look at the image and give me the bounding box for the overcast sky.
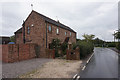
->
[0,0,119,41]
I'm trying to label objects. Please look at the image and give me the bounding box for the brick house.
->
[14,10,76,58]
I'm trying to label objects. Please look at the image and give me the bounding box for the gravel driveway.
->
[20,59,82,78]
[2,58,52,78]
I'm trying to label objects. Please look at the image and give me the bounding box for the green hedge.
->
[116,42,120,51]
[72,41,94,59]
[107,42,116,47]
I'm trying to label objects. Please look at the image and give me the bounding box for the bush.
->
[72,41,94,59]
[50,38,61,57]
[60,42,68,55]
[10,35,15,42]
[107,42,116,47]
[49,38,61,49]
[50,38,68,57]
[116,42,120,51]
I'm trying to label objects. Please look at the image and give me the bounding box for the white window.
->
[65,32,67,36]
[70,32,71,36]
[56,28,59,34]
[27,26,30,34]
[48,25,52,32]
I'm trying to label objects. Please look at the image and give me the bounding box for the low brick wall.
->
[0,44,36,63]
[45,49,55,59]
[66,47,80,60]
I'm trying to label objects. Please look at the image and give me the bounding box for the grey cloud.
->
[0,1,118,41]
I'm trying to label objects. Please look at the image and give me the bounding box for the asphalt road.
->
[79,48,119,78]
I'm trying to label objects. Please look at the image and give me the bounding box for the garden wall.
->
[0,44,36,63]
[45,49,55,59]
[66,47,80,60]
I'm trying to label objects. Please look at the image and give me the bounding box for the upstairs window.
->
[56,28,59,34]
[48,25,52,32]
[27,26,30,34]
[65,32,67,36]
[70,32,71,36]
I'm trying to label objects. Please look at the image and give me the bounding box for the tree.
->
[10,35,15,42]
[114,31,120,40]
[82,34,95,42]
[93,38,104,44]
[113,31,120,50]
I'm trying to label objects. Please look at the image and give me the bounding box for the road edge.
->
[72,51,94,79]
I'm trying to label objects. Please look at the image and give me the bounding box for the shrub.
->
[60,42,68,55]
[72,42,78,50]
[116,42,120,51]
[49,38,69,57]
[107,42,116,47]
[10,35,15,42]
[72,41,94,59]
[50,38,61,57]
[49,38,61,49]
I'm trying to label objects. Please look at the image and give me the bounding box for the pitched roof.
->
[15,10,76,33]
[33,10,76,33]
[14,28,22,34]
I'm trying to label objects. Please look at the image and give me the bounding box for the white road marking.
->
[76,76,80,80]
[82,66,86,70]
[87,53,94,63]
[73,74,78,78]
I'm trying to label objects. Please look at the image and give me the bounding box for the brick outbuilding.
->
[15,10,76,58]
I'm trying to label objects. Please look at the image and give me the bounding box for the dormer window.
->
[56,28,59,34]
[27,26,30,34]
[48,25,52,32]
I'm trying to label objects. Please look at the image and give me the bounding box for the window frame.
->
[65,32,67,36]
[27,26,30,34]
[70,32,71,36]
[48,25,52,33]
[56,28,59,35]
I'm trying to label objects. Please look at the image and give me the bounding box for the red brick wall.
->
[0,44,36,63]
[46,22,76,48]
[24,11,46,58]
[45,49,55,59]
[15,33,23,44]
[1,45,9,62]
[66,47,80,60]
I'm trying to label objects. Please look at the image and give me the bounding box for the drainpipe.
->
[23,20,25,44]
[46,22,47,48]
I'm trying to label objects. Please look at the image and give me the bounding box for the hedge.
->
[116,42,120,51]
[72,41,94,59]
[107,42,116,47]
